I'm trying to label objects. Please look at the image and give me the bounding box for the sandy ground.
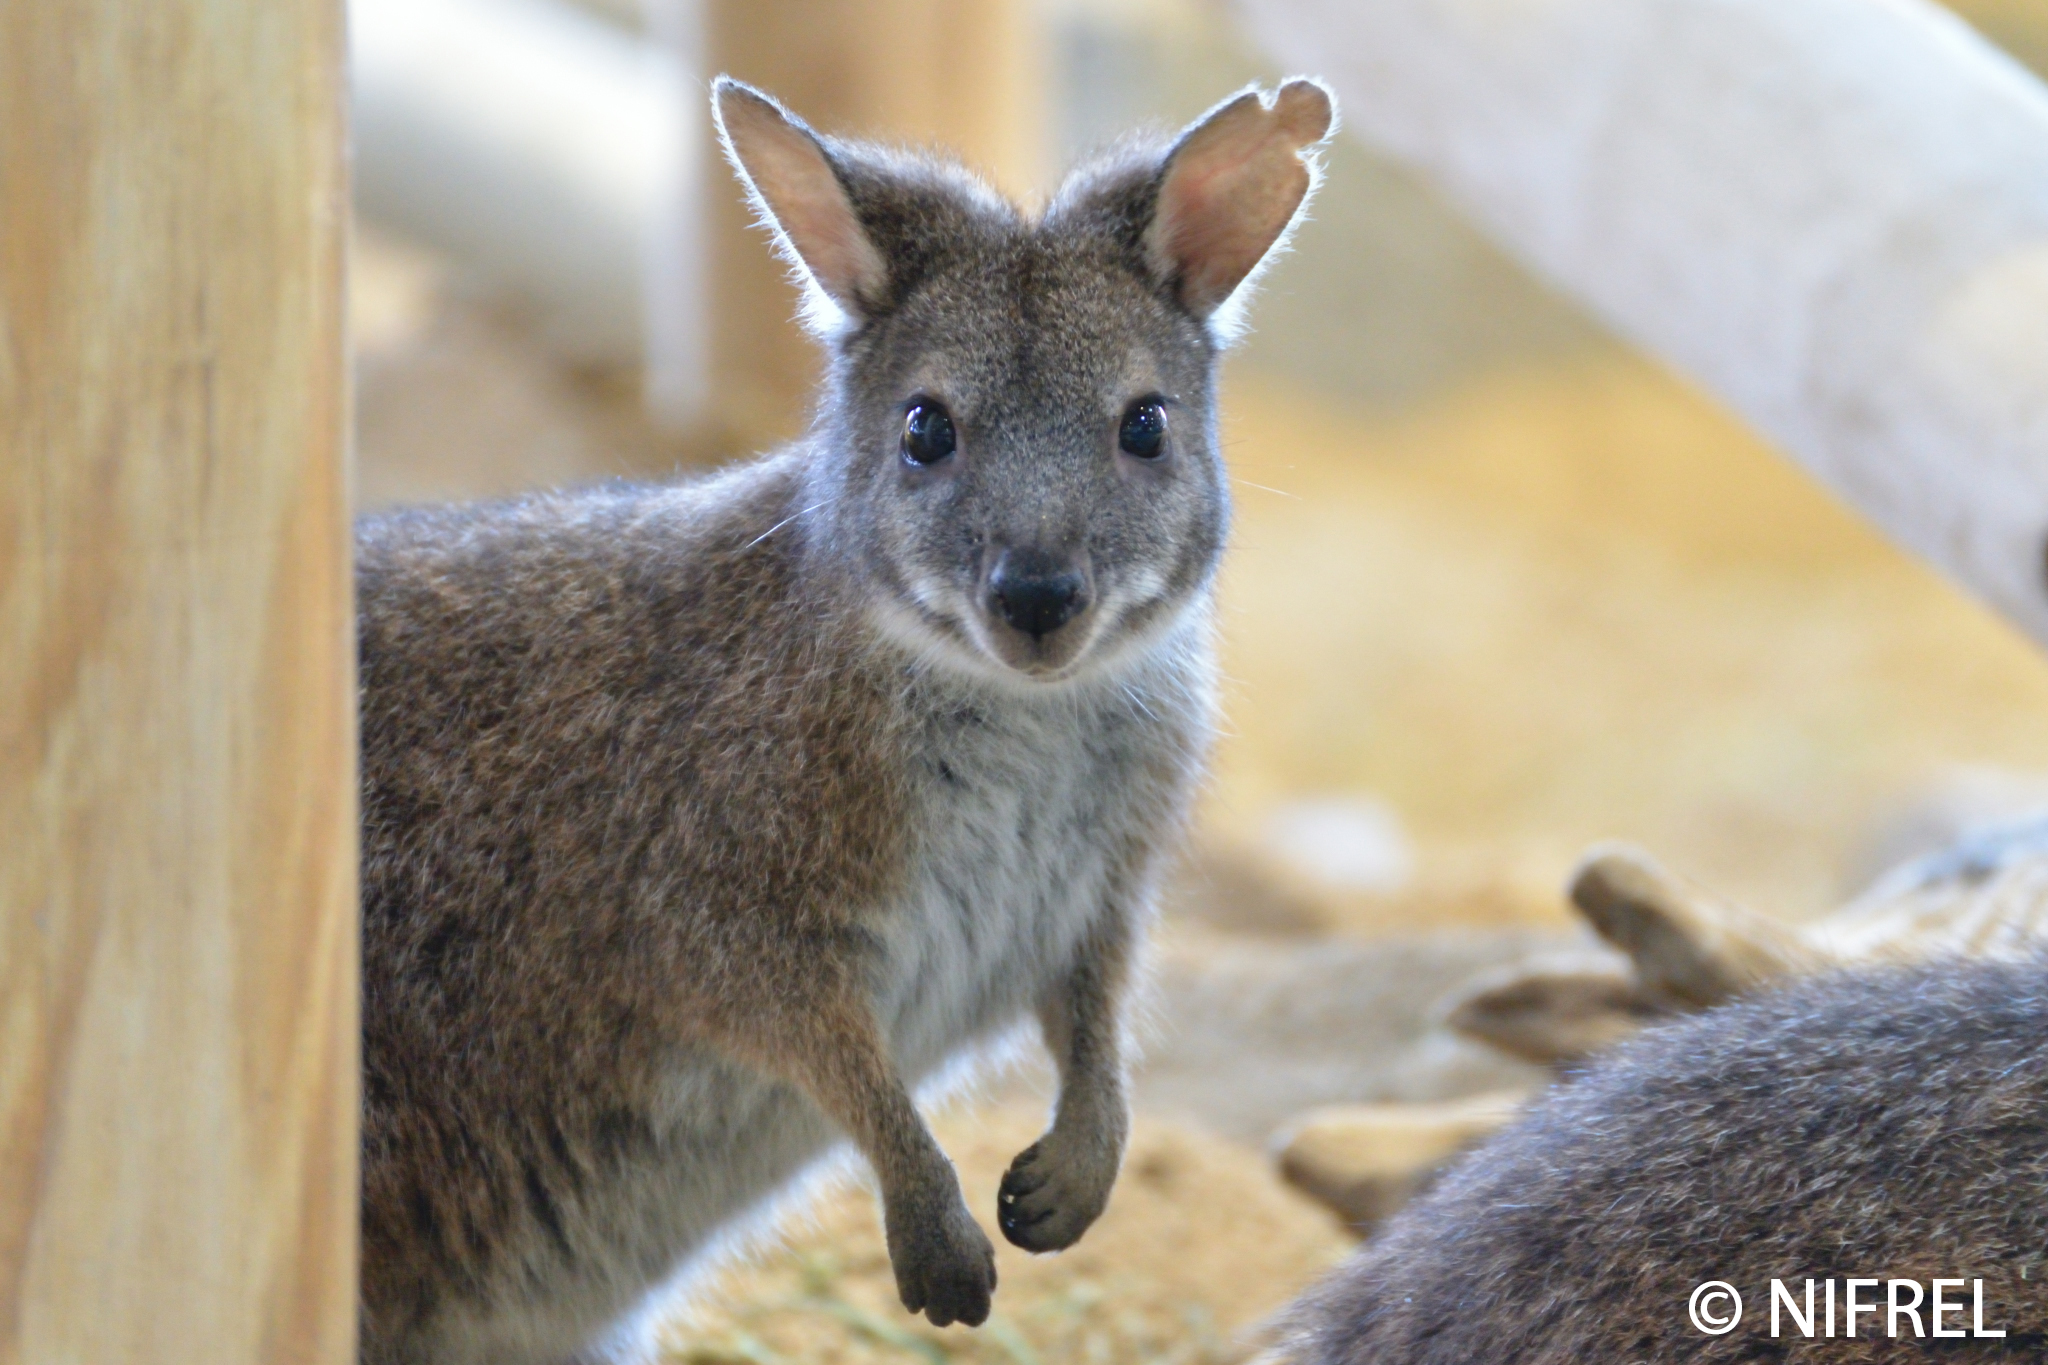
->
[656,1100,1353,1365]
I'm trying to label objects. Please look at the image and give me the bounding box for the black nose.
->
[989,552,1089,638]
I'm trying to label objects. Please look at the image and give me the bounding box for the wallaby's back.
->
[357,460,911,1355]
[1285,957,2048,1363]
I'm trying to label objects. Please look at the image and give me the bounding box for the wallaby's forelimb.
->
[712,970,996,1328]
[1000,906,1137,1253]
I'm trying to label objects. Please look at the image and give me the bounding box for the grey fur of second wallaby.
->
[355,76,1335,1365]
[1283,955,2048,1363]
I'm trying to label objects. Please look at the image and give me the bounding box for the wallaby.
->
[355,77,1335,1365]
[1278,956,2048,1363]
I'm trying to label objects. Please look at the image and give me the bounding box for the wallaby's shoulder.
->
[355,448,911,949]
[356,451,873,749]
[357,451,814,641]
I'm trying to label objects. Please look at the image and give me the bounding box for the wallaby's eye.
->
[1118,399,1168,459]
[901,402,958,467]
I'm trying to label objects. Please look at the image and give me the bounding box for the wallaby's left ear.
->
[1145,79,1336,338]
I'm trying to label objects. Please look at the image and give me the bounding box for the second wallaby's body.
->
[359,79,1333,1364]
[1282,956,2048,1364]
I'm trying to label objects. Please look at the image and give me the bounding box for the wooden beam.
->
[1238,0,2048,647]
[703,0,1046,453]
[0,2,356,1362]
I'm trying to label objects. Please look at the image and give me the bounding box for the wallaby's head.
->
[714,76,1334,685]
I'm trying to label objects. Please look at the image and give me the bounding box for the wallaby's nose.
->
[988,549,1090,639]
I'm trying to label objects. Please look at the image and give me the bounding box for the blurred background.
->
[348,1,2048,1358]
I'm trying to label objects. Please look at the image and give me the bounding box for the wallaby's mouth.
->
[976,614,1098,679]
[877,548,1161,684]
[972,545,1098,680]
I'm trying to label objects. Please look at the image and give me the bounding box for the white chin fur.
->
[868,581,1198,693]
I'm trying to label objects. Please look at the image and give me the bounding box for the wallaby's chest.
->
[874,661,1208,1076]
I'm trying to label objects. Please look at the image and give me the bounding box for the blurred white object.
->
[351,0,702,408]
[1237,0,2048,647]
[1846,765,2048,895]
[1261,797,1415,893]
[639,0,706,427]
[349,227,450,359]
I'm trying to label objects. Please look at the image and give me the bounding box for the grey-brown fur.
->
[1282,956,2048,1363]
[358,79,1333,1364]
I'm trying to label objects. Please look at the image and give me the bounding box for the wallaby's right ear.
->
[712,77,886,336]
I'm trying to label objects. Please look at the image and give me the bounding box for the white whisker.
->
[744,497,837,550]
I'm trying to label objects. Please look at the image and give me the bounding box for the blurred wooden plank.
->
[704,0,1047,452]
[0,2,356,1362]
[1241,0,2048,647]
[1944,0,2048,78]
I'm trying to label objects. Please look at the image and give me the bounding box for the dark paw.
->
[998,1137,1114,1253]
[890,1203,997,1328]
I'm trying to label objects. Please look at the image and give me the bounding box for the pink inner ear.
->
[1151,83,1331,318]
[719,92,885,312]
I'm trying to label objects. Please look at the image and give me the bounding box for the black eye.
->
[1119,399,1167,459]
[901,402,957,466]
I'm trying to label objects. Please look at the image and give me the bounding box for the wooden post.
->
[704,0,1046,453]
[0,2,356,1363]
